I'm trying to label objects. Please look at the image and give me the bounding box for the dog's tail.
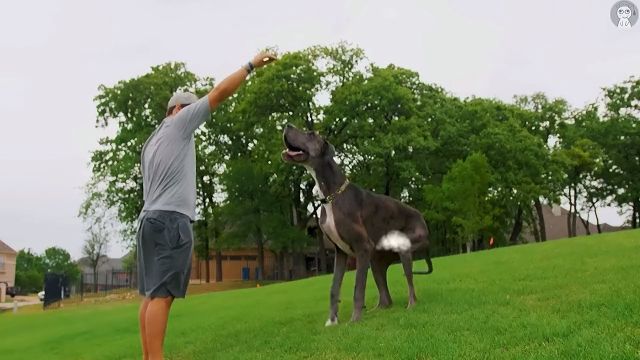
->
[413,247,433,275]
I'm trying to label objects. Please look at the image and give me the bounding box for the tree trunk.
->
[443,226,448,255]
[215,249,222,282]
[632,200,639,229]
[93,267,98,293]
[509,205,524,244]
[579,216,591,235]
[531,207,541,242]
[566,188,572,238]
[199,176,215,283]
[571,185,578,237]
[306,108,314,130]
[292,202,299,229]
[204,252,210,283]
[204,223,210,283]
[534,199,547,242]
[384,159,391,196]
[256,227,265,281]
[277,251,285,281]
[594,207,602,234]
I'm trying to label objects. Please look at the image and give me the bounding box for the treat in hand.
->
[252,51,277,68]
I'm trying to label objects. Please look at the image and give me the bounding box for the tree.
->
[219,159,307,280]
[121,249,136,274]
[599,77,640,228]
[79,177,117,290]
[466,100,548,244]
[42,247,81,282]
[193,123,226,282]
[82,227,110,292]
[326,65,438,204]
[15,249,45,293]
[514,93,569,241]
[556,106,605,237]
[424,153,493,253]
[193,209,224,282]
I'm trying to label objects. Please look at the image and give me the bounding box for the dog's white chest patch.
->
[321,204,355,257]
[377,230,411,253]
[305,166,325,199]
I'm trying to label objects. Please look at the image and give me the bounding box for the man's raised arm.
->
[207,51,277,111]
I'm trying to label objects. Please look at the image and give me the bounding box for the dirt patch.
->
[2,295,39,304]
[186,280,279,295]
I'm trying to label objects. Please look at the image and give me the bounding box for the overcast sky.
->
[0,0,638,259]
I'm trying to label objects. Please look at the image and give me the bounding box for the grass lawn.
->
[1,230,638,359]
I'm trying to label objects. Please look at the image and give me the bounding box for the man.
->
[136,51,276,360]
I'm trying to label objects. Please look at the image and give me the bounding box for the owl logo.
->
[618,5,632,28]
[611,1,638,29]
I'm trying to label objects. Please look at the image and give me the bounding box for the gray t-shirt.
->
[140,96,210,221]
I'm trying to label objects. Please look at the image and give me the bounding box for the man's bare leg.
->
[139,298,151,360]
[145,297,174,360]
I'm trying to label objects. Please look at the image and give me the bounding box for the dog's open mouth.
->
[282,135,309,162]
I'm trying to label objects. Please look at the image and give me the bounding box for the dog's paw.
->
[325,318,338,327]
[407,297,417,309]
[375,301,392,310]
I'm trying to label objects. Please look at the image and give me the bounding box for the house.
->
[189,217,365,283]
[0,239,17,302]
[191,248,277,282]
[76,255,134,292]
[190,247,326,282]
[522,205,621,242]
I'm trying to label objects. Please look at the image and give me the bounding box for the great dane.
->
[281,124,433,325]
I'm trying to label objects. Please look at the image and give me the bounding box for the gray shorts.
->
[137,210,193,299]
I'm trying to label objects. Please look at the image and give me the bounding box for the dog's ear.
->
[322,141,335,159]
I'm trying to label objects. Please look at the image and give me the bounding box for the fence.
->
[41,269,137,306]
[75,269,137,299]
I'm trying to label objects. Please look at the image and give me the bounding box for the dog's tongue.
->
[286,149,304,156]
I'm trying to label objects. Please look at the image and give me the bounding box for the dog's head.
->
[282,124,335,166]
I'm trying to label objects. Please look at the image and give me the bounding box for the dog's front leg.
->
[326,248,348,326]
[351,250,371,322]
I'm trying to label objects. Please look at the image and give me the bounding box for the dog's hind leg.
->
[326,248,348,326]
[408,226,433,275]
[371,251,394,309]
[400,252,417,308]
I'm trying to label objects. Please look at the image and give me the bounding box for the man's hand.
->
[251,51,277,69]
[206,50,278,112]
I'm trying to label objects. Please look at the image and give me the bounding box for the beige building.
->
[190,247,333,282]
[191,248,280,282]
[523,205,621,242]
[0,239,18,302]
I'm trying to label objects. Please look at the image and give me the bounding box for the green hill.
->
[2,230,638,359]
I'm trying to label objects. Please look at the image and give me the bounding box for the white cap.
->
[167,92,199,109]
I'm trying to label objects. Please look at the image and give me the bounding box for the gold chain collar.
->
[320,179,350,205]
